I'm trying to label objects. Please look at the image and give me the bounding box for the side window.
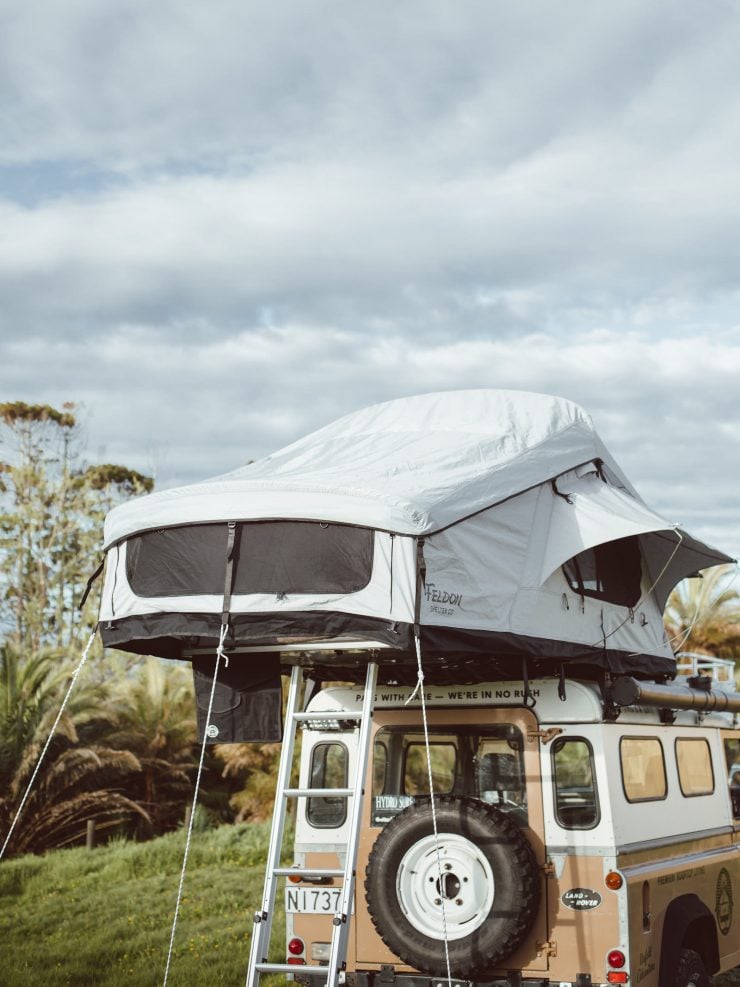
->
[724,737,740,819]
[551,737,600,829]
[404,742,456,795]
[620,737,667,802]
[562,535,642,608]
[307,742,348,828]
[675,738,714,797]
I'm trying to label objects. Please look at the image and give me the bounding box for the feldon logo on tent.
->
[424,582,463,616]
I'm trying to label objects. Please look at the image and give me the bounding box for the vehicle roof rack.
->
[675,651,736,692]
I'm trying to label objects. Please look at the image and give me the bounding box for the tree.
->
[215,740,282,822]
[0,643,147,857]
[99,657,197,835]
[0,401,152,656]
[0,401,159,855]
[664,564,740,658]
[0,402,76,654]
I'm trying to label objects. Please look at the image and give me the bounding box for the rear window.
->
[371,725,528,827]
[126,520,374,597]
[404,742,457,795]
[620,737,667,802]
[563,536,642,608]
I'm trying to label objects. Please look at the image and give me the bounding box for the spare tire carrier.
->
[365,795,541,979]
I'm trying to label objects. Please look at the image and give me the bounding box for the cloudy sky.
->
[1,0,739,559]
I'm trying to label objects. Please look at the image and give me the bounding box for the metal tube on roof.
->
[611,676,740,713]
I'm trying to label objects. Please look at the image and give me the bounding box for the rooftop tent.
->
[98,390,733,706]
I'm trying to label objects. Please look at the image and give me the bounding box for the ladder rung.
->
[283,787,353,798]
[273,867,344,878]
[255,963,329,975]
[247,661,378,987]
[292,710,362,722]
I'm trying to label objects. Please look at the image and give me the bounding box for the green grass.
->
[5,827,736,987]
[0,822,289,987]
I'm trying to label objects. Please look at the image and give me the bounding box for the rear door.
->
[352,705,550,976]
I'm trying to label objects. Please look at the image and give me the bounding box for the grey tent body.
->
[98,389,732,691]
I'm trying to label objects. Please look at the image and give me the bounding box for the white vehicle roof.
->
[305,678,736,728]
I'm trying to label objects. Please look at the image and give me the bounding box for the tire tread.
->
[364,795,540,978]
[673,948,710,987]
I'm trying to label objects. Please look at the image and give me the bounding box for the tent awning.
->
[539,473,733,608]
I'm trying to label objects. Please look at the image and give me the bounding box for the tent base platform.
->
[100,609,677,685]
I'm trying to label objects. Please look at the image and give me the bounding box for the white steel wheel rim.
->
[396,832,495,941]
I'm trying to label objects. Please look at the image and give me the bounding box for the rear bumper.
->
[295,973,596,987]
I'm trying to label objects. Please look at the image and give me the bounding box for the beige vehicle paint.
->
[286,672,740,986]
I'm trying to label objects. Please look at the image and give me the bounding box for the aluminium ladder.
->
[246,660,379,987]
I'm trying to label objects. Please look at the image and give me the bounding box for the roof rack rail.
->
[675,652,736,691]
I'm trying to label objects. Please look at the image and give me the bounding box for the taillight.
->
[608,949,626,968]
[607,973,629,984]
[288,937,305,956]
[287,957,306,966]
[605,871,624,891]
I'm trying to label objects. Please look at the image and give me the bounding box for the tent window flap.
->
[126,521,374,597]
[562,536,642,608]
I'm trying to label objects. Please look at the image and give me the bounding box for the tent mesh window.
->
[562,535,642,608]
[126,521,374,597]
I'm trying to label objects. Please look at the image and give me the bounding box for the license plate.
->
[285,886,342,914]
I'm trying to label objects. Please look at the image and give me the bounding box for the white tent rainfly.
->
[97,390,732,740]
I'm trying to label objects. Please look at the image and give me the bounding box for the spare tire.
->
[365,796,541,979]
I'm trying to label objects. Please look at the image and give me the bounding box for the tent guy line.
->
[0,628,97,862]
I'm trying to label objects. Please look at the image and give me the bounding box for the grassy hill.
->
[0,822,287,987]
[2,822,738,987]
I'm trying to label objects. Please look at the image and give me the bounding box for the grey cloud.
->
[3,2,740,337]
[2,152,740,342]
[1,1,738,170]
[2,2,740,565]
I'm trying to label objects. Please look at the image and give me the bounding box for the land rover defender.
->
[285,656,740,987]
